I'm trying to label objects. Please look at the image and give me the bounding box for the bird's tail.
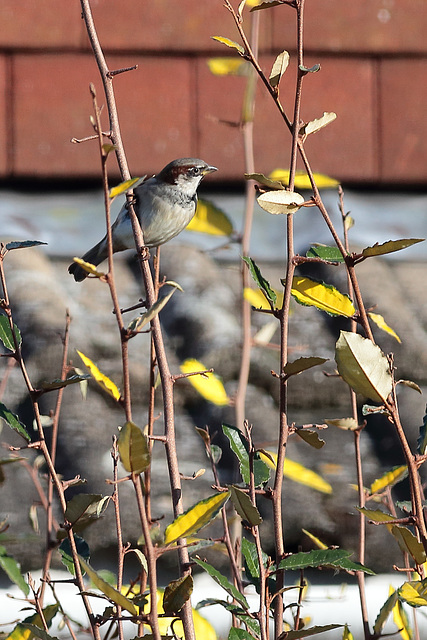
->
[68,238,108,282]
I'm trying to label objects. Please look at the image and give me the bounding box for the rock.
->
[0,243,426,575]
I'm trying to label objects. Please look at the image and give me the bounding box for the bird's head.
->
[157,158,217,195]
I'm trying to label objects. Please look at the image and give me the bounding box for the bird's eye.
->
[189,166,201,177]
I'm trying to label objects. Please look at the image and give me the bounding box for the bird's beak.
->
[203,165,218,175]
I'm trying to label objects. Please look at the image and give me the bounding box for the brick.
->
[0,1,82,49]
[0,56,8,176]
[197,56,377,183]
[272,0,427,54]
[88,0,272,53]
[380,59,427,182]
[13,54,193,178]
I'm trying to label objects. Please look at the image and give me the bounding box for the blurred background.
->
[1,0,427,611]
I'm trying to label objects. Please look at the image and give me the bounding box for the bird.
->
[68,157,217,281]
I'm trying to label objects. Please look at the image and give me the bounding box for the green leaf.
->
[19,625,59,640]
[391,525,426,565]
[243,256,277,307]
[397,379,422,393]
[269,50,290,88]
[417,407,427,455]
[362,238,424,258]
[245,172,285,190]
[291,276,355,318]
[0,544,29,595]
[295,429,325,449]
[193,557,249,610]
[118,421,151,474]
[128,548,148,575]
[299,63,321,74]
[361,404,390,416]
[300,112,336,136]
[241,537,268,580]
[5,240,47,251]
[0,315,21,351]
[211,36,245,55]
[39,374,90,392]
[59,536,90,576]
[335,331,393,403]
[222,423,270,487]
[163,575,193,614]
[257,190,305,215]
[228,629,254,640]
[7,605,59,640]
[65,494,109,528]
[306,245,345,262]
[283,356,328,377]
[278,548,375,574]
[230,485,262,526]
[127,282,182,333]
[0,401,30,442]
[373,589,398,634]
[280,625,343,640]
[78,556,137,615]
[164,491,230,545]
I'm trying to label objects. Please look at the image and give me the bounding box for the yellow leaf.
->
[291,276,356,317]
[357,507,395,524]
[211,36,245,55]
[180,358,229,406]
[164,491,230,545]
[137,589,217,640]
[260,451,332,494]
[269,168,339,190]
[187,200,234,236]
[342,623,354,640]
[118,421,151,474]
[244,287,283,310]
[370,465,407,495]
[207,57,248,76]
[393,589,413,640]
[71,257,105,278]
[302,529,328,549]
[76,350,121,401]
[368,312,401,343]
[78,557,137,615]
[398,580,427,608]
[109,176,143,199]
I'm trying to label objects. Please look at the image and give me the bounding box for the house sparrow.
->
[68,157,217,281]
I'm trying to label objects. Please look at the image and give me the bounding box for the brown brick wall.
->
[1,1,426,184]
